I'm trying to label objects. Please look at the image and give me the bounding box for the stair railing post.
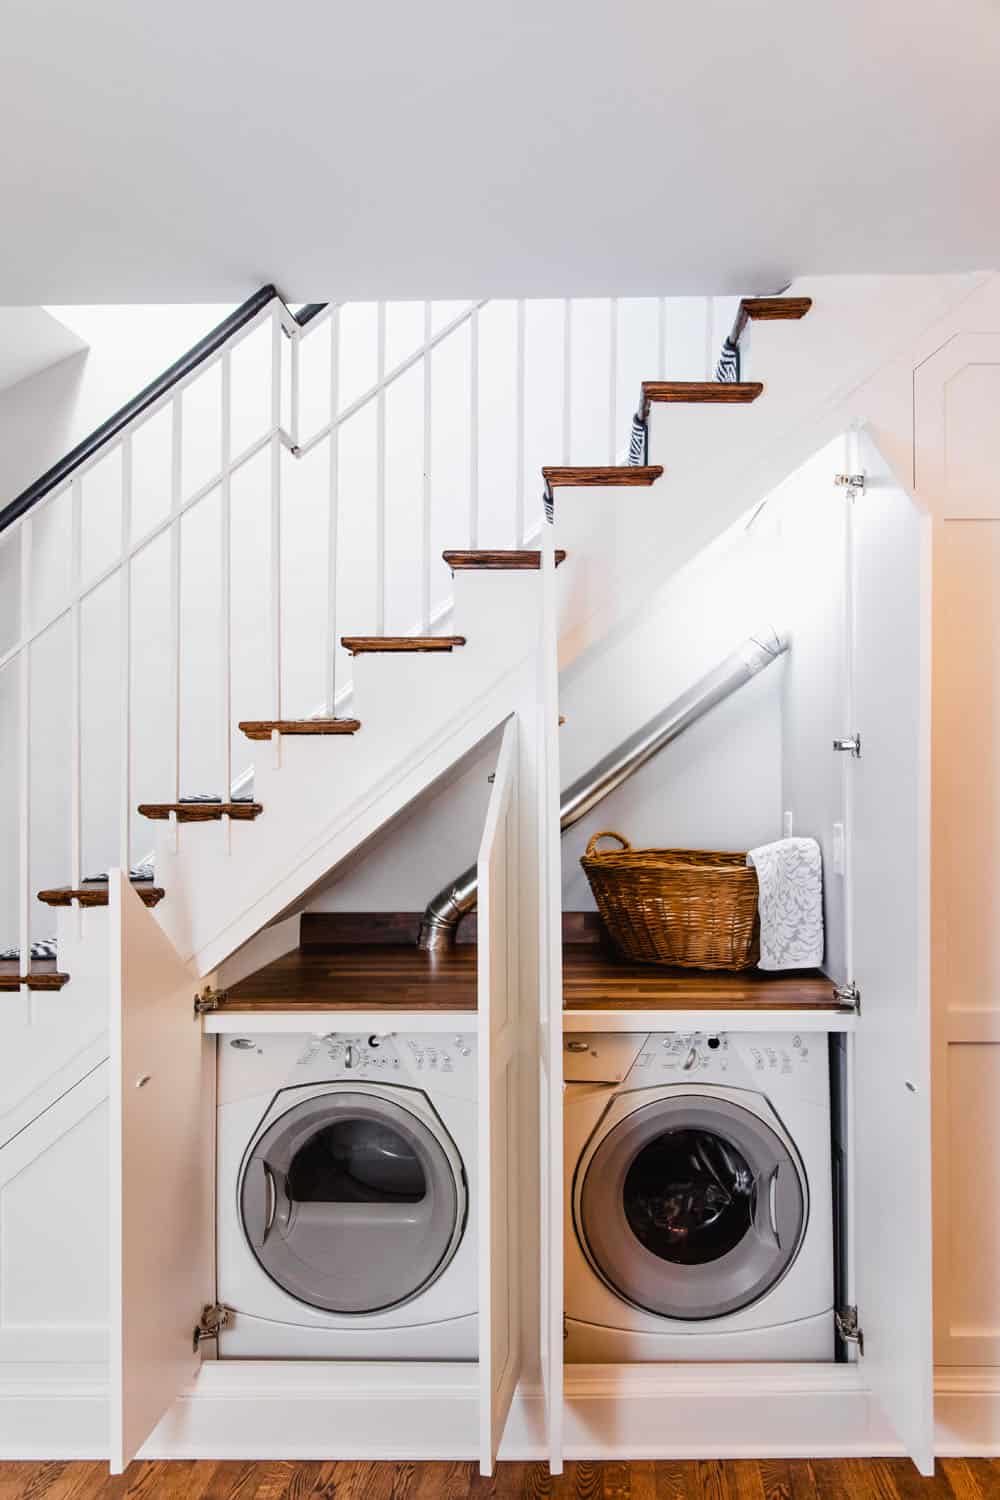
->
[515,299,526,548]
[169,393,183,842]
[608,296,619,466]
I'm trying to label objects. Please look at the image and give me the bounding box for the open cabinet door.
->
[478,717,522,1475]
[538,529,564,1474]
[108,871,214,1473]
[849,431,934,1475]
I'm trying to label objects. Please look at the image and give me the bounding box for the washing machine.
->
[564,1029,834,1362]
[217,1029,478,1358]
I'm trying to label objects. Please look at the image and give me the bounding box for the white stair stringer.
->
[556,272,987,670]
[150,569,543,976]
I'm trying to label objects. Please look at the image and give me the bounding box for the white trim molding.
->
[1,1362,998,1461]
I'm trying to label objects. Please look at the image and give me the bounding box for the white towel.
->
[746,836,824,971]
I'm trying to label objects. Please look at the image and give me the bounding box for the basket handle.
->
[585,830,632,857]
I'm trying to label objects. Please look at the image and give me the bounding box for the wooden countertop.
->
[217,943,478,1012]
[561,945,840,1012]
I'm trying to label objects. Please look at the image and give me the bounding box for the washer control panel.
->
[634,1031,815,1075]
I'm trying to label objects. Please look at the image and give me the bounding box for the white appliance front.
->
[564,1030,834,1362]
[217,1030,478,1359]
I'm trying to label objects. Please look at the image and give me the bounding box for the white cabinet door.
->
[849,430,934,1475]
[108,871,214,1473]
[477,717,521,1475]
[538,532,564,1475]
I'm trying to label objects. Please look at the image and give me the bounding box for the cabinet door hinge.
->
[193,1302,232,1350]
[193,987,226,1018]
[833,980,861,1014]
[835,1305,864,1354]
[834,473,866,499]
[832,733,862,758]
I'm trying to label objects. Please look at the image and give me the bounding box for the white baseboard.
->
[0,1363,997,1462]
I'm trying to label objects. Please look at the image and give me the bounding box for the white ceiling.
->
[2,0,999,304]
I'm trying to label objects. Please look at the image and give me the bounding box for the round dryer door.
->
[240,1086,466,1314]
[575,1092,807,1320]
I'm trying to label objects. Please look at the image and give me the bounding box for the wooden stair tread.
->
[240,718,361,740]
[640,382,763,418]
[740,295,812,323]
[442,549,567,570]
[341,636,466,654]
[0,960,70,992]
[219,943,478,1010]
[38,880,165,908]
[542,466,663,488]
[138,801,263,822]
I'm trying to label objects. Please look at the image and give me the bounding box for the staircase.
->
[0,289,816,1021]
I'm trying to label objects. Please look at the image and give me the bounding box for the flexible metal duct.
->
[416,627,788,951]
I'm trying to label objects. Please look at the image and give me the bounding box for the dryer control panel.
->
[217,1030,478,1106]
[627,1030,828,1103]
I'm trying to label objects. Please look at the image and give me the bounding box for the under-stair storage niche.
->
[105,715,528,1475]
[541,431,933,1473]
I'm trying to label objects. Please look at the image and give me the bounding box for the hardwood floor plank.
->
[653,1461,697,1500]
[725,1463,767,1500]
[756,1461,794,1500]
[940,1457,991,1500]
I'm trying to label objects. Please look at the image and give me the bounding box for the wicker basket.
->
[580,831,760,970]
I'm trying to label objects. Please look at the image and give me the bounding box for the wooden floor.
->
[1,1458,995,1499]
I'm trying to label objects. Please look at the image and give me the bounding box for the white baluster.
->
[269,310,283,727]
[375,300,386,635]
[468,307,479,550]
[608,297,620,465]
[563,299,573,465]
[18,516,32,995]
[220,350,232,842]
[327,307,340,715]
[515,298,526,548]
[119,435,133,871]
[69,478,82,905]
[421,301,433,635]
[169,392,182,847]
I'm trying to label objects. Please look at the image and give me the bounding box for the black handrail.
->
[0,284,326,535]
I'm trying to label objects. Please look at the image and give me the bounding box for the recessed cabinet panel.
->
[849,430,934,1475]
[109,872,214,1474]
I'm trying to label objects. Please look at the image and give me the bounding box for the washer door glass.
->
[576,1093,806,1320]
[241,1088,465,1314]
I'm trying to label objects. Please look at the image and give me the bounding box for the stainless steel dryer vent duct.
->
[416,627,788,951]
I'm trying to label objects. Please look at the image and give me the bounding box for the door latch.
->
[835,1305,864,1355]
[834,473,866,499]
[832,734,861,759]
[193,1303,232,1351]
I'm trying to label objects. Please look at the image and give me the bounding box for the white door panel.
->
[109,871,214,1473]
[849,430,934,1475]
[478,716,521,1474]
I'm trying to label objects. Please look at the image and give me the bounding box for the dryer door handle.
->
[753,1164,782,1251]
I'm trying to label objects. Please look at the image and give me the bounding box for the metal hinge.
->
[835,472,866,499]
[832,733,861,759]
[835,1305,864,1355]
[193,1302,232,1351]
[833,980,861,1014]
[193,987,225,1018]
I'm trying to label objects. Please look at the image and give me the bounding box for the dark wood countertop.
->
[561,944,840,1012]
[218,943,478,1012]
